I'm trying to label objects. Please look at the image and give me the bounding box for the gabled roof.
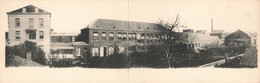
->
[225,29,250,39]
[7,5,51,15]
[82,19,165,31]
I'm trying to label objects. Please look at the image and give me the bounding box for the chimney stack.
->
[211,18,213,32]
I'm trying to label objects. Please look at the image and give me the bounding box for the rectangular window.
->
[141,33,145,39]
[15,18,20,27]
[39,18,44,27]
[92,37,99,42]
[29,18,34,27]
[146,34,150,39]
[109,32,114,41]
[92,48,99,56]
[39,31,44,40]
[27,31,36,39]
[136,33,141,39]
[93,32,99,36]
[101,32,106,41]
[137,33,143,43]
[92,32,99,42]
[128,33,131,40]
[138,46,145,51]
[15,31,20,40]
[122,33,127,41]
[118,32,122,40]
[132,33,136,39]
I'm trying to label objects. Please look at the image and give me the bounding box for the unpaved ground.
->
[7,56,45,67]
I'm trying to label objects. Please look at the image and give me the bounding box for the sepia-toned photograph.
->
[0,0,259,83]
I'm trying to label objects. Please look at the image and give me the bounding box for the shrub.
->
[5,41,46,65]
[5,46,14,67]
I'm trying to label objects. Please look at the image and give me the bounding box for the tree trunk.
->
[166,45,171,68]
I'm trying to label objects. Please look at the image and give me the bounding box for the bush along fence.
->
[49,44,248,68]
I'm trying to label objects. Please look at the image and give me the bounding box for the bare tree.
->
[158,14,187,68]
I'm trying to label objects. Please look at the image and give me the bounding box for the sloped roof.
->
[7,5,51,15]
[183,33,219,42]
[71,42,89,46]
[225,29,250,39]
[211,30,224,34]
[82,19,165,31]
[195,30,207,33]
[51,32,79,36]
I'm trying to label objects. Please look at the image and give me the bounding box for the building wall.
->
[184,33,220,50]
[51,36,77,43]
[82,28,163,57]
[249,33,257,46]
[8,14,51,59]
[50,33,88,59]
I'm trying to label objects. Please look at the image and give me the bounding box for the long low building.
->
[50,32,88,59]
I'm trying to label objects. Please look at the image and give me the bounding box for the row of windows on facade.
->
[51,36,76,43]
[91,32,171,43]
[14,18,44,27]
[15,31,44,40]
[187,42,218,49]
[92,45,153,57]
[194,42,210,47]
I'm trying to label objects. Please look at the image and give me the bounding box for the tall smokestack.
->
[211,18,213,32]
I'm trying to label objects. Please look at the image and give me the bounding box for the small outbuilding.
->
[224,29,251,46]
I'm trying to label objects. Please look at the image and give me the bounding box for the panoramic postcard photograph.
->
[0,0,259,83]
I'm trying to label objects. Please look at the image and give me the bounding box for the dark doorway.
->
[104,47,107,57]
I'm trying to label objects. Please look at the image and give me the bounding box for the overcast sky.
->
[0,0,259,33]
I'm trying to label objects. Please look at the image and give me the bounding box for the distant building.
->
[195,30,209,35]
[182,32,220,52]
[7,5,51,59]
[77,19,166,57]
[51,32,78,43]
[225,29,257,46]
[50,32,88,59]
[245,32,257,46]
[209,19,226,43]
[183,29,194,33]
[224,29,250,46]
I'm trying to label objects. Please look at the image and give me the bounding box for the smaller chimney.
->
[211,18,213,32]
[22,8,26,13]
[35,8,39,13]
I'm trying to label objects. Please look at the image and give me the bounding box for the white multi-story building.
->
[7,5,51,59]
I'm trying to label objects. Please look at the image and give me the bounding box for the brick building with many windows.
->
[7,5,51,59]
[77,19,167,57]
